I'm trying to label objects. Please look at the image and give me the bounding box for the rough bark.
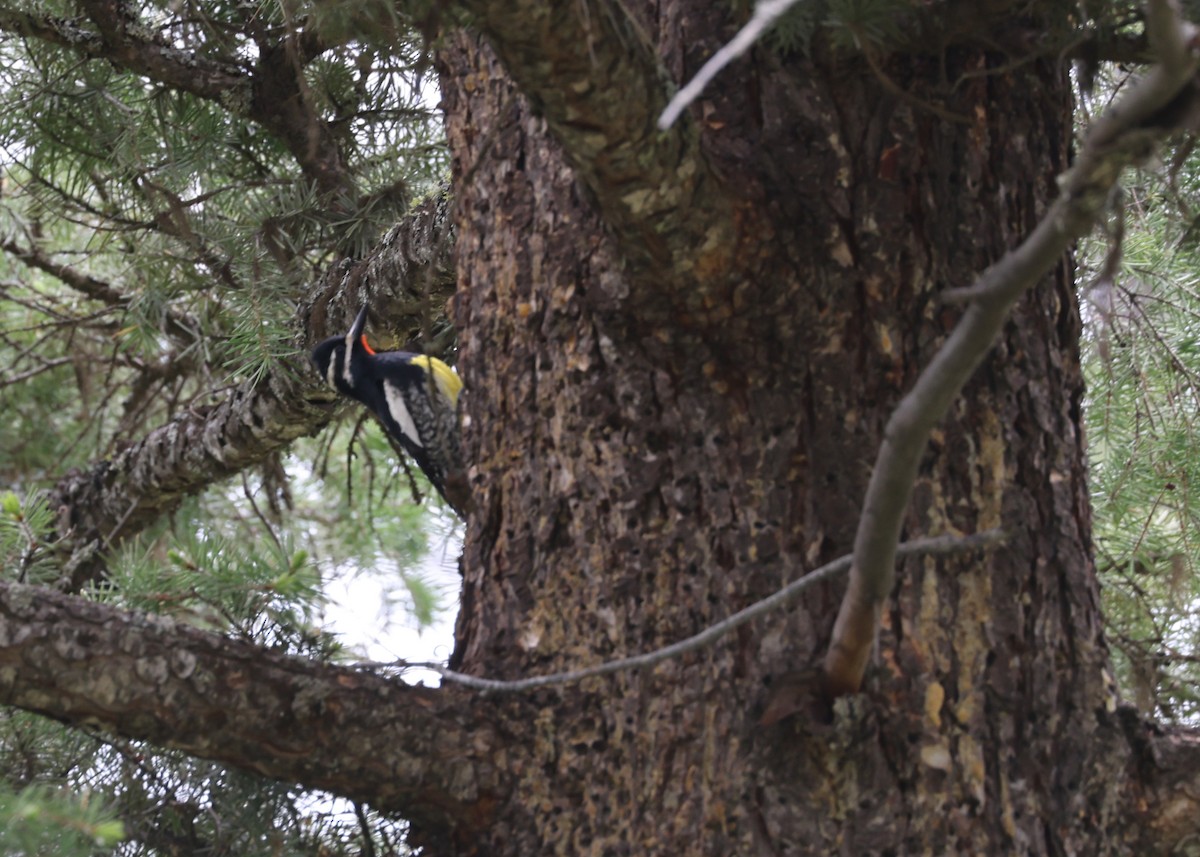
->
[435,3,1171,853]
[827,3,1200,696]
[0,578,507,851]
[459,0,743,293]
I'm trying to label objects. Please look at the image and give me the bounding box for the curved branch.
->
[824,0,1200,696]
[0,578,506,845]
[658,0,797,129]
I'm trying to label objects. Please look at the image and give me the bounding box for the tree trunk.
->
[434,9,1132,855]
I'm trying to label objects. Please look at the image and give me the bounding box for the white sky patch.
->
[320,519,461,686]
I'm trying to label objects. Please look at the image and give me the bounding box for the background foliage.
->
[1082,154,1200,725]
[0,0,451,852]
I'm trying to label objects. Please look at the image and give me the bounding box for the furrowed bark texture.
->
[50,365,338,589]
[434,4,1145,853]
[0,579,508,849]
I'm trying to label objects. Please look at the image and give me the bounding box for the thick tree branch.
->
[824,0,1200,697]
[460,0,742,293]
[298,188,456,345]
[249,30,355,201]
[50,362,337,589]
[51,191,456,589]
[0,578,506,844]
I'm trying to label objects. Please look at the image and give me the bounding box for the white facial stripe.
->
[326,351,339,388]
[342,331,356,388]
[383,381,423,447]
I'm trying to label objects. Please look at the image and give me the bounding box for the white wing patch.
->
[383,380,423,447]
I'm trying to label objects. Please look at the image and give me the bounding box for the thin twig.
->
[399,530,1003,693]
[241,472,285,553]
[354,803,377,857]
[658,0,802,130]
[0,356,72,389]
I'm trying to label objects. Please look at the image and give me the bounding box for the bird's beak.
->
[350,304,370,339]
[345,304,371,352]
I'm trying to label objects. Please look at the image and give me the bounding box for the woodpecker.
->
[312,304,466,514]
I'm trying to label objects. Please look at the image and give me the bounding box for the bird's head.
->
[311,304,376,395]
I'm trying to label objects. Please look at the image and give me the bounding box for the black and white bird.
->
[311,304,466,513]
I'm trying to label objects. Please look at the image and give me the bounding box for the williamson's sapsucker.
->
[312,304,466,514]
